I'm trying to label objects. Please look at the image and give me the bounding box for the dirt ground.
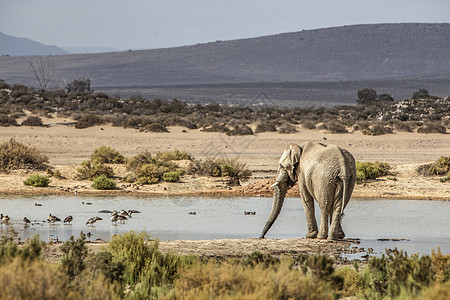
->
[1,116,449,260]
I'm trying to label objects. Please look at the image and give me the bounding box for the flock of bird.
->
[1,209,141,227]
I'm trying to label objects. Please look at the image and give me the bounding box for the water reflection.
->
[0,195,448,256]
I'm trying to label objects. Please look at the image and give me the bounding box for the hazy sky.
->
[1,0,449,50]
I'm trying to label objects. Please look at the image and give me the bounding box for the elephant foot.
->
[317,232,328,239]
[338,230,345,239]
[327,235,339,241]
[306,231,318,239]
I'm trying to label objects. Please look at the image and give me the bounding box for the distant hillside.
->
[0,31,68,56]
[0,23,449,88]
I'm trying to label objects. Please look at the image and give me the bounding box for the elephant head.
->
[260,144,301,238]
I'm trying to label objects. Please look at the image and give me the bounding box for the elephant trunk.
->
[259,171,288,238]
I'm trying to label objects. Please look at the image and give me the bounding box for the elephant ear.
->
[279,144,302,182]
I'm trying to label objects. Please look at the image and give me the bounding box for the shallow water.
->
[0,195,448,256]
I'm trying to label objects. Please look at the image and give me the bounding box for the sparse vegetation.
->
[23,174,51,187]
[21,115,43,126]
[0,139,49,172]
[356,161,392,183]
[76,160,115,180]
[0,233,449,299]
[0,82,448,135]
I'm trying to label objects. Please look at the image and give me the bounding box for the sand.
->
[2,117,449,260]
[0,115,448,199]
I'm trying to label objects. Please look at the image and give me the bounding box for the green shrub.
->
[92,175,116,190]
[0,139,48,172]
[91,146,125,164]
[356,161,392,183]
[162,171,181,182]
[61,233,88,279]
[21,115,44,126]
[127,151,155,172]
[155,149,192,161]
[23,174,51,187]
[76,160,114,180]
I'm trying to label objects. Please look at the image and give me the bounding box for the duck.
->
[64,215,73,224]
[120,210,131,218]
[128,209,141,214]
[86,216,102,226]
[34,203,42,206]
[117,215,127,223]
[47,214,61,223]
[23,217,31,225]
[188,211,197,215]
[244,211,256,215]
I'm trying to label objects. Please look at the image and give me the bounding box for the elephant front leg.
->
[300,187,318,238]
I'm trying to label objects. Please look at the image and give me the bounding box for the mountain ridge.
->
[0,31,68,56]
[0,23,449,90]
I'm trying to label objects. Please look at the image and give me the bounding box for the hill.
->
[0,23,449,103]
[0,31,68,56]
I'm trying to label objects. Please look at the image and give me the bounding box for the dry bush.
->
[362,124,393,136]
[140,123,168,132]
[277,123,298,134]
[170,259,334,300]
[302,120,317,130]
[0,114,18,127]
[417,156,450,177]
[75,114,105,129]
[417,122,447,134]
[155,149,192,161]
[0,139,49,172]
[226,124,253,136]
[201,123,229,133]
[76,160,115,180]
[319,121,347,133]
[21,115,44,126]
[255,122,277,133]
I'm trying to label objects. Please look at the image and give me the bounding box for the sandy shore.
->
[0,116,448,199]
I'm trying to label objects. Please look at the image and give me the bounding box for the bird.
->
[63,215,73,224]
[1,214,10,224]
[128,209,141,214]
[120,210,131,218]
[86,216,102,226]
[117,215,127,223]
[47,214,61,223]
[35,203,42,206]
[188,211,197,215]
[110,214,119,225]
[23,217,31,225]
[244,211,256,215]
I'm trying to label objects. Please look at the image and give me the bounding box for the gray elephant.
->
[260,141,356,241]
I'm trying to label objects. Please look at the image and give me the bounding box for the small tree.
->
[412,89,430,100]
[66,78,92,95]
[357,88,377,104]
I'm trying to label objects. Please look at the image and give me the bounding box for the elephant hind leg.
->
[300,185,318,238]
[329,212,345,239]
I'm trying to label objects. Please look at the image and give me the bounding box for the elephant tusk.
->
[270,181,279,188]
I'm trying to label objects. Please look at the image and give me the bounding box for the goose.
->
[35,203,42,206]
[120,210,131,218]
[47,214,61,223]
[1,214,10,224]
[64,215,73,224]
[117,215,127,223]
[128,209,141,214]
[244,211,256,215]
[23,217,31,225]
[86,216,102,226]
[188,211,197,215]
[110,214,119,224]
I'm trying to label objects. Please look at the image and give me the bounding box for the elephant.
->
[260,141,356,241]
